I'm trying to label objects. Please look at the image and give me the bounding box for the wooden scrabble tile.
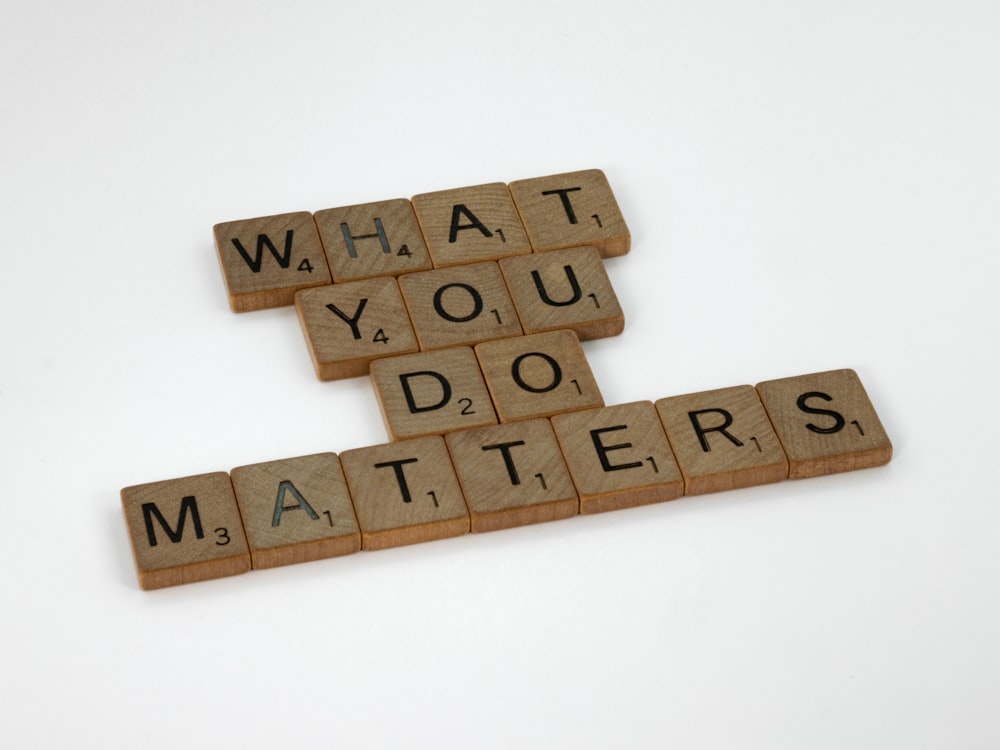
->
[295,277,419,380]
[214,211,332,312]
[445,419,578,532]
[370,346,498,441]
[499,245,624,340]
[655,385,788,495]
[313,198,433,282]
[339,436,469,550]
[398,261,523,350]
[230,453,360,569]
[475,329,603,423]
[551,401,684,514]
[755,368,892,479]
[508,169,630,258]
[121,472,251,590]
[412,182,531,267]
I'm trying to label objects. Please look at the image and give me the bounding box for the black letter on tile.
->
[797,391,846,434]
[341,218,391,258]
[688,409,744,452]
[231,230,294,272]
[272,481,320,527]
[591,426,643,472]
[541,187,582,224]
[399,371,452,413]
[326,298,368,340]
[481,440,528,485]
[449,204,493,242]
[373,458,420,503]
[511,352,562,393]
[531,265,582,307]
[142,497,204,547]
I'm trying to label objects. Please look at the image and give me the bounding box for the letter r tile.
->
[370,346,498,441]
[313,198,432,282]
[230,453,360,569]
[120,472,251,590]
[551,401,683,514]
[445,419,578,532]
[755,369,892,479]
[412,182,531,268]
[655,385,788,495]
[508,169,630,258]
[339,436,470,550]
[295,277,419,380]
[214,211,332,312]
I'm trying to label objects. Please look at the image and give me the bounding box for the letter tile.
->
[499,245,624,340]
[445,419,578,532]
[313,198,432,282]
[412,182,531,267]
[121,472,251,590]
[398,261,523,351]
[214,211,332,312]
[370,346,498,441]
[551,401,683,514]
[655,385,788,495]
[295,277,419,380]
[339,436,470,550]
[230,453,360,569]
[508,169,630,258]
[475,330,603,423]
[755,369,892,478]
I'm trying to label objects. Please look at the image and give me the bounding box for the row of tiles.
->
[298,246,623,382]
[214,168,629,312]
[121,368,892,590]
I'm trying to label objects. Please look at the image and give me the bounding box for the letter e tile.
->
[230,453,360,569]
[508,169,630,257]
[499,245,624,340]
[370,347,497,441]
[340,436,470,550]
[656,385,788,495]
[755,368,892,479]
[121,472,251,590]
[475,330,603,423]
[446,419,578,532]
[412,183,531,267]
[295,277,419,380]
[551,401,683,514]
[214,212,332,312]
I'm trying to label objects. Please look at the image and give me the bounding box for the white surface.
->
[2,1,998,747]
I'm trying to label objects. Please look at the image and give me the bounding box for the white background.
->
[2,1,998,748]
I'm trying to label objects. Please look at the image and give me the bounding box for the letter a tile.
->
[412,183,531,267]
[475,330,603,423]
[551,401,684,514]
[508,169,630,258]
[446,419,578,532]
[755,369,892,479]
[370,346,497,441]
[313,198,433,282]
[499,245,624,340]
[339,436,470,550]
[214,211,332,312]
[655,385,788,495]
[121,472,251,590]
[295,277,419,380]
[230,453,360,569]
